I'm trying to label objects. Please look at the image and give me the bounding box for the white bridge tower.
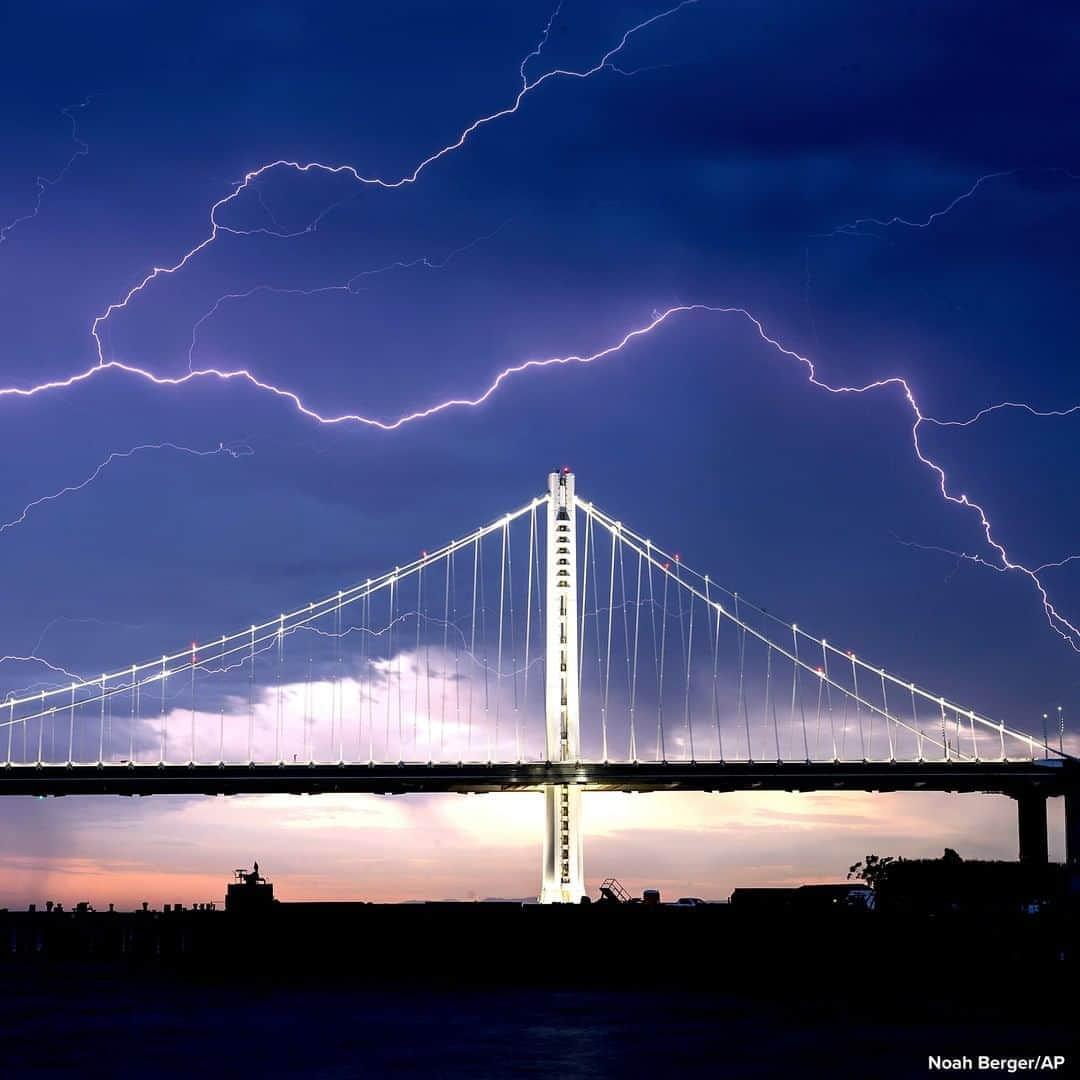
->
[540,468,585,903]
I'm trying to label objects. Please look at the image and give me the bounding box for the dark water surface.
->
[1,969,1074,1078]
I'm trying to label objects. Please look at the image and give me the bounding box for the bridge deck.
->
[0,759,1075,797]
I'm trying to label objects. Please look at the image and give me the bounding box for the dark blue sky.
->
[0,1,1077,902]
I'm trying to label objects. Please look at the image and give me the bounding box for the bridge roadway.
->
[1,757,1075,798]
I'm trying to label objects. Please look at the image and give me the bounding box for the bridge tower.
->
[540,468,585,903]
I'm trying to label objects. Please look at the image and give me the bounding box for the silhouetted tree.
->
[849,849,964,890]
[847,853,897,890]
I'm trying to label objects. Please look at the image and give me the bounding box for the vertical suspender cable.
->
[336,592,344,762]
[678,563,695,762]
[579,510,592,689]
[192,643,198,764]
[365,587,374,764]
[469,536,479,761]
[850,655,865,759]
[590,516,605,760]
[424,560,433,763]
[734,594,751,762]
[837,656,850,760]
[618,533,634,762]
[395,573,404,759]
[909,684,922,762]
[523,507,536,762]
[452,546,462,759]
[861,662,874,760]
[822,641,837,761]
[764,646,778,761]
[646,543,661,761]
[657,567,669,762]
[505,517,519,762]
[247,627,255,764]
[387,575,396,761]
[276,619,284,764]
[533,509,544,759]
[364,589,372,761]
[672,559,689,760]
[160,657,167,763]
[793,629,809,762]
[129,664,137,764]
[414,569,423,760]
[603,523,617,762]
[880,670,895,761]
[68,684,75,765]
[495,519,507,762]
[304,648,312,763]
[478,537,489,759]
[786,629,798,761]
[705,579,723,762]
[220,636,227,763]
[99,674,106,765]
[629,549,643,762]
[442,552,452,758]
[97,673,105,768]
[813,668,824,762]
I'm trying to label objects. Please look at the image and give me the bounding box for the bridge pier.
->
[1065,790,1080,867]
[1015,791,1048,865]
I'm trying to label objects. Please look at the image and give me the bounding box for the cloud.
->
[1,780,1063,909]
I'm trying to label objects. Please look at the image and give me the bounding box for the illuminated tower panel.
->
[540,469,585,904]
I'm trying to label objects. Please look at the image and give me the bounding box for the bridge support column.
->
[540,469,585,904]
[1016,791,1048,866]
[1065,790,1080,867]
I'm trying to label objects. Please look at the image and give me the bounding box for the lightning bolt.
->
[0,441,253,535]
[519,0,565,87]
[30,615,153,655]
[2,616,153,700]
[824,166,1079,237]
[926,400,1080,427]
[6,301,1080,649]
[804,165,1080,647]
[86,0,699,367]
[186,222,510,371]
[894,540,1080,579]
[0,655,85,700]
[825,170,1015,236]
[0,99,91,247]
[0,1,1075,659]
[0,0,699,409]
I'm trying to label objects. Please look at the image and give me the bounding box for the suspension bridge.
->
[2,470,1076,902]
